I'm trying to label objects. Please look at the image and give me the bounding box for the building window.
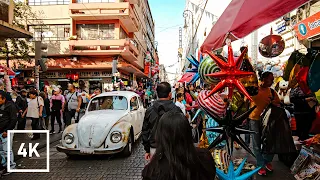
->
[92,72,100,76]
[28,0,70,5]
[77,0,115,2]
[119,27,128,39]
[76,24,115,40]
[29,24,70,41]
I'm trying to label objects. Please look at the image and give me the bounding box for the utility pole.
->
[34,41,48,90]
[251,30,258,64]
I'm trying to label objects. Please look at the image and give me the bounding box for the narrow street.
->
[3,138,295,180]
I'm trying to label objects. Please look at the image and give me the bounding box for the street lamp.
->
[183,10,194,56]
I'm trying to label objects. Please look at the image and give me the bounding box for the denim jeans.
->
[0,133,16,169]
[243,120,250,146]
[250,119,274,167]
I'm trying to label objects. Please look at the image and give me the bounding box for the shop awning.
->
[201,0,310,52]
[178,73,195,83]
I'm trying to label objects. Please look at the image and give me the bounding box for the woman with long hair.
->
[142,111,216,180]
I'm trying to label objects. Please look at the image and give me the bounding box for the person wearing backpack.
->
[249,72,281,176]
[50,88,65,134]
[64,84,82,126]
[142,82,182,161]
[22,90,44,140]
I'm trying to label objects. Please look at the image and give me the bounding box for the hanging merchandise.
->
[186,55,202,85]
[197,90,226,117]
[296,67,312,95]
[204,106,257,157]
[230,91,249,115]
[216,158,261,180]
[258,29,285,58]
[288,63,301,89]
[308,52,320,92]
[205,45,254,101]
[238,47,259,96]
[198,55,222,85]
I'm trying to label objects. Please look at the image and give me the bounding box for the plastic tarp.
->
[201,0,310,52]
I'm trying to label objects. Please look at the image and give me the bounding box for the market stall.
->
[178,0,316,179]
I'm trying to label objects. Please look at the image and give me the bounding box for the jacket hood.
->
[153,100,176,112]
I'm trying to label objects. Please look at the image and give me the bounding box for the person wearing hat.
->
[15,89,28,130]
[50,87,65,134]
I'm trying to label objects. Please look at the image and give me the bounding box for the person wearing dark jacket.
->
[0,90,17,174]
[142,82,181,161]
[15,89,28,130]
[290,86,317,140]
[142,111,216,180]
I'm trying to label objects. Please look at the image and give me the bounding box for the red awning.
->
[178,73,195,83]
[201,0,310,52]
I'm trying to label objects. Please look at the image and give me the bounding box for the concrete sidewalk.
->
[232,138,295,180]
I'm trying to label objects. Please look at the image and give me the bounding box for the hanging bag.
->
[261,89,296,154]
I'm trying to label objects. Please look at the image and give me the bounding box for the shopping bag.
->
[261,105,296,154]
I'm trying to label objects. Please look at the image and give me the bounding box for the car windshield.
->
[88,96,128,111]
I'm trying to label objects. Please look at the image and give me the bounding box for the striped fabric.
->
[198,90,226,117]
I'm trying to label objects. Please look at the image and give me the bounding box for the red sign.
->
[294,11,320,40]
[66,73,79,81]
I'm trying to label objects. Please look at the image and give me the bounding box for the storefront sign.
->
[294,11,320,40]
[276,21,286,34]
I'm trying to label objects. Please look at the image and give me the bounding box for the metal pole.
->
[35,65,40,90]
[191,14,194,56]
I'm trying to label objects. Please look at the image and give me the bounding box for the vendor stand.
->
[179,0,315,179]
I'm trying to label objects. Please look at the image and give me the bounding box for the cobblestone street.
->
[3,140,146,180]
[3,138,295,180]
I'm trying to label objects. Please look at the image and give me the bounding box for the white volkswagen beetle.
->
[57,91,145,156]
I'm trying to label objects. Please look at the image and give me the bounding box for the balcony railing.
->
[69,2,139,32]
[69,38,139,63]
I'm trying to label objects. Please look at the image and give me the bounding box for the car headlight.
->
[64,133,74,144]
[110,131,122,143]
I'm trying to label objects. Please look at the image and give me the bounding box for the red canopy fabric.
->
[201,0,310,52]
[178,73,194,83]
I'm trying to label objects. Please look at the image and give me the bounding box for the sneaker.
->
[258,168,267,176]
[58,130,63,133]
[2,168,11,176]
[266,163,273,172]
[49,130,55,135]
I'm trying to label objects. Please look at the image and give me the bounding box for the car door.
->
[137,96,144,133]
[129,96,139,136]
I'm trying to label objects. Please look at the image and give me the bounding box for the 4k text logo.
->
[18,143,40,158]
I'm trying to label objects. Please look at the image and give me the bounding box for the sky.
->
[149,0,233,83]
[149,0,185,82]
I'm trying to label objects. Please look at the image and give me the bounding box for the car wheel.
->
[122,130,133,156]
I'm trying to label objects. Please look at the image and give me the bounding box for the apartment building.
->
[11,0,157,92]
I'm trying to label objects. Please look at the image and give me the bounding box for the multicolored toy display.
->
[205,46,255,101]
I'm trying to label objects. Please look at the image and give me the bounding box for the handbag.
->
[64,92,75,112]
